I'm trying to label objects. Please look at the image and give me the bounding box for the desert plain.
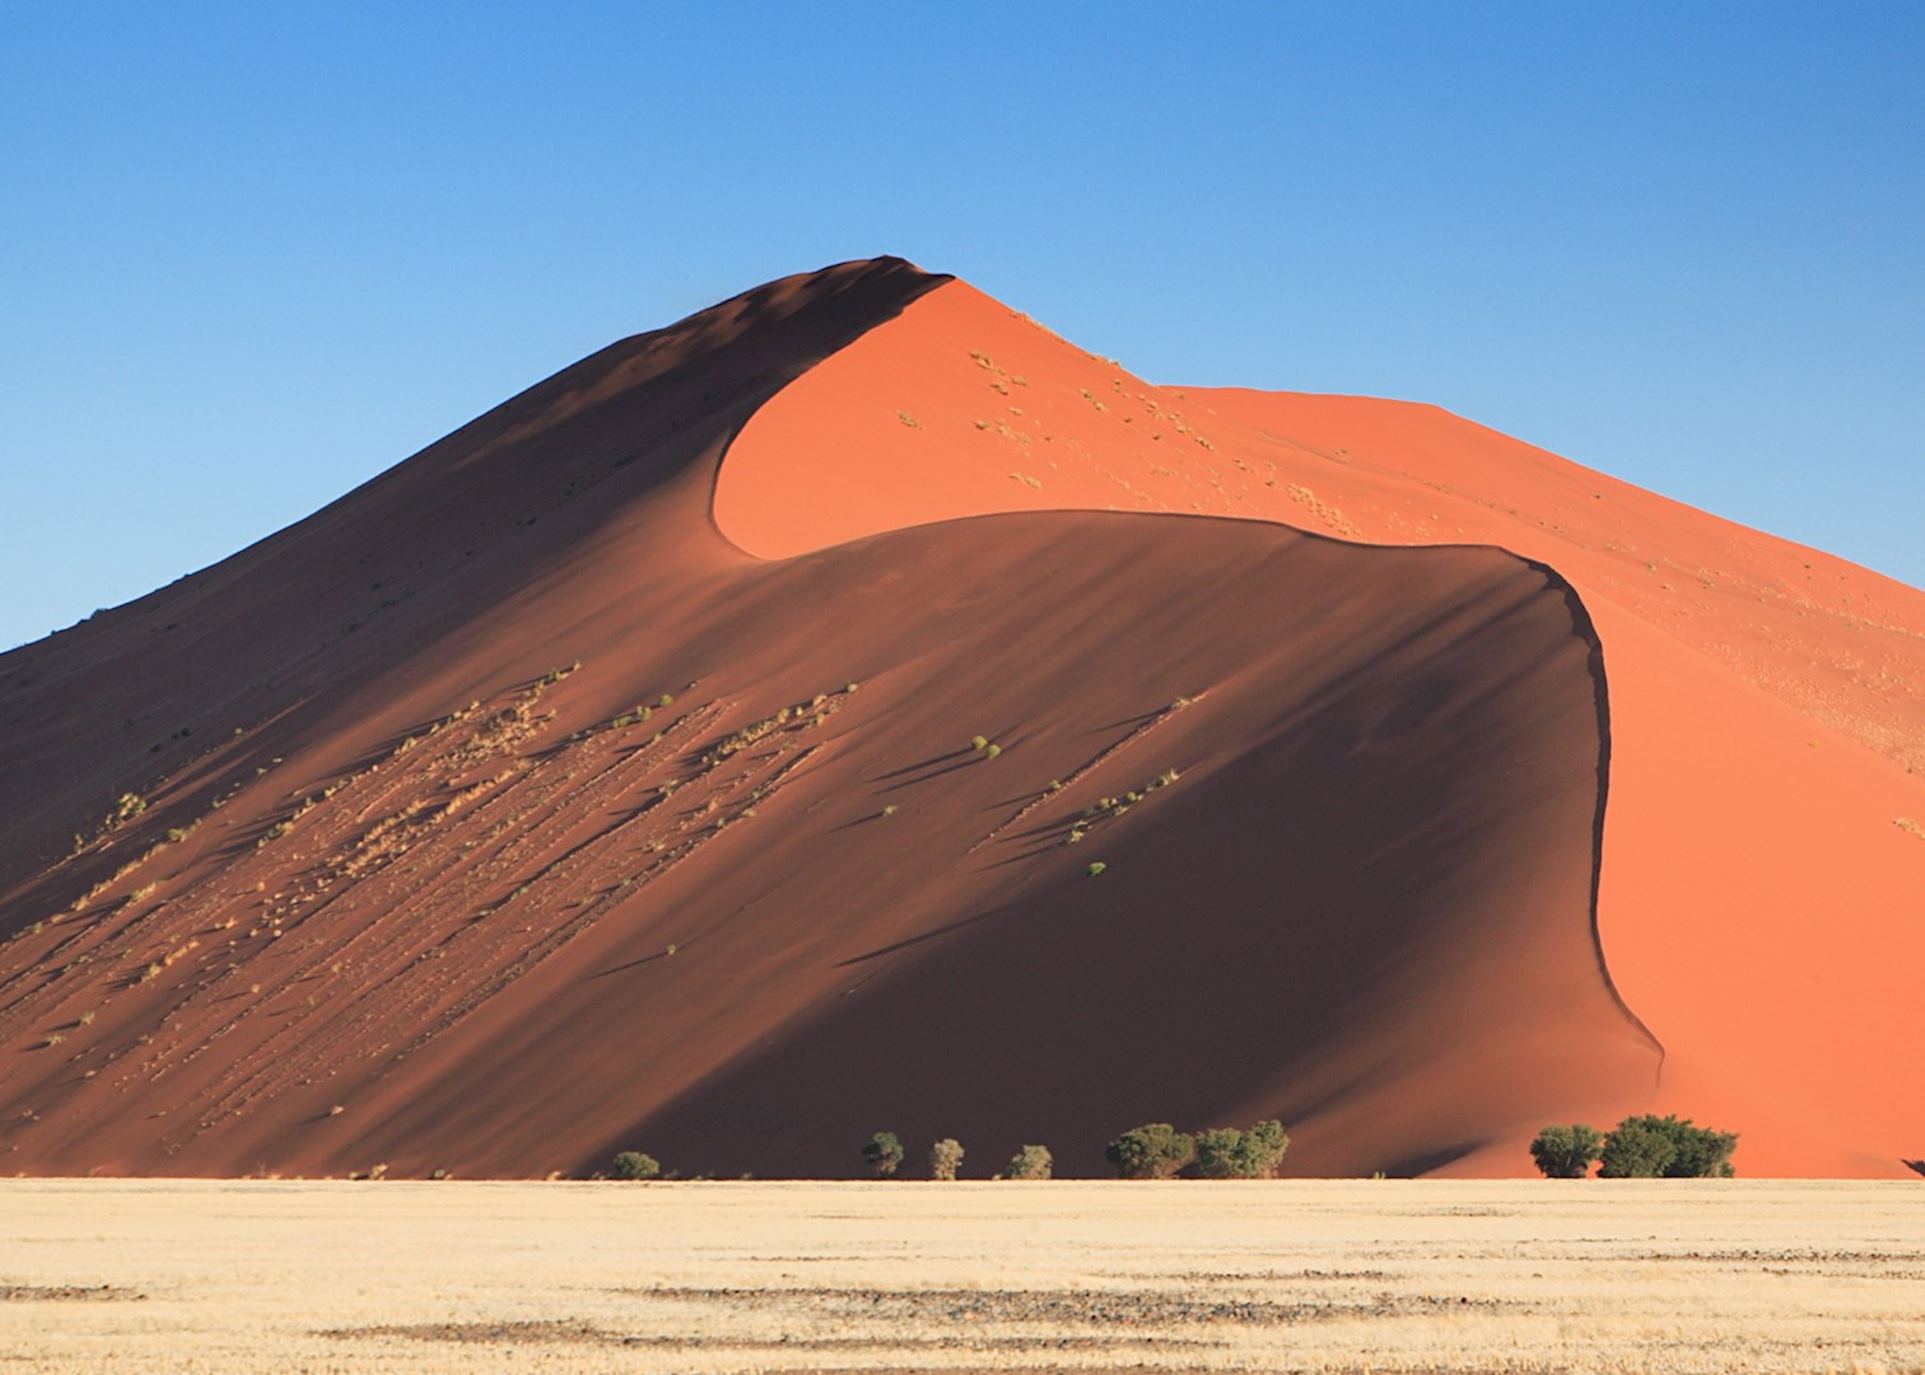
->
[2,1178,1922,1373]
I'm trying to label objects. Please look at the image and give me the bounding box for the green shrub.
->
[1191,1127,1242,1178]
[862,1131,904,1178]
[1085,861,1107,877]
[1106,1123,1194,1179]
[1530,1124,1604,1179]
[969,735,989,752]
[1632,1114,1736,1178]
[1599,1114,1737,1178]
[1239,1119,1290,1176]
[929,1137,965,1181]
[1598,1120,1675,1178]
[1663,1119,1739,1178]
[1004,1144,1052,1180]
[610,1150,660,1181]
[1192,1120,1290,1178]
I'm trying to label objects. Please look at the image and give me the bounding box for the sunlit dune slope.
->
[0,259,1650,1178]
[718,279,1925,1177]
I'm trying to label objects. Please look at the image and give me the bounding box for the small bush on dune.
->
[1106,1123,1195,1180]
[1529,1124,1604,1178]
[929,1137,965,1181]
[862,1131,904,1179]
[611,1150,660,1181]
[1003,1144,1052,1180]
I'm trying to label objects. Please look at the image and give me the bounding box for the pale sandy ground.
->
[1,1179,1921,1373]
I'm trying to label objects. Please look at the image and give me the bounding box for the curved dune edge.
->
[0,258,1651,1179]
[717,277,1925,1177]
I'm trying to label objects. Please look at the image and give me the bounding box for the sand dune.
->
[720,277,1925,1176]
[0,258,1915,1177]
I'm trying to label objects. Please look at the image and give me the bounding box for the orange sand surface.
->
[0,261,1916,1178]
[718,278,1925,1176]
[0,262,1652,1178]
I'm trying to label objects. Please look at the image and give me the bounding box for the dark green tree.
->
[1600,1114,1737,1178]
[861,1130,905,1179]
[1529,1124,1604,1178]
[1237,1119,1290,1177]
[1191,1127,1245,1178]
[1599,1118,1677,1177]
[1192,1120,1291,1178]
[1650,1115,1737,1177]
[610,1150,661,1181]
[1105,1123,1196,1179]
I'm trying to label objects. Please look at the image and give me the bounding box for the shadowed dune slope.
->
[0,259,1655,1178]
[718,280,1925,1176]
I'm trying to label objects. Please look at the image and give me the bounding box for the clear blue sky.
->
[4,2,1921,650]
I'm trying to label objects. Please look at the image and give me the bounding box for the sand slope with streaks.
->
[0,260,1649,1177]
[719,278,1925,1176]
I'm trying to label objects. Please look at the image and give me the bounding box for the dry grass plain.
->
[1,1178,1921,1373]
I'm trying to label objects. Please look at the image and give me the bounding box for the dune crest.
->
[718,278,1925,1177]
[0,259,1644,1177]
[0,260,1912,1178]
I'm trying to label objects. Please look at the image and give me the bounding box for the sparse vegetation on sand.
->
[6,1179,1921,1372]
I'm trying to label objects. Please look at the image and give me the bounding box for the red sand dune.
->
[0,258,1916,1178]
[720,279,1925,1176]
